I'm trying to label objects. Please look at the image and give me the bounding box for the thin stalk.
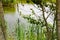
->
[52,11,56,40]
[37,25,40,40]
[41,3,51,40]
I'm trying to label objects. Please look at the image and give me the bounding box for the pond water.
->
[4,3,54,40]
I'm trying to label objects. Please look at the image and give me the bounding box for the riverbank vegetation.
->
[1,0,57,40]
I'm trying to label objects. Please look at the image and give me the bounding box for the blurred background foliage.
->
[1,0,56,40]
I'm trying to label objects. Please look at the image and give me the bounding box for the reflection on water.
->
[3,7,15,13]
